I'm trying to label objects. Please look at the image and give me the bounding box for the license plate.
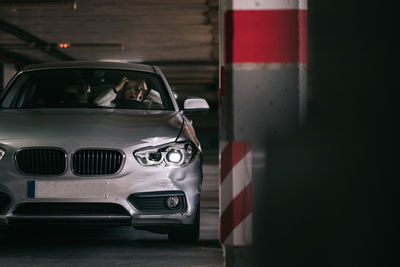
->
[27,180,108,199]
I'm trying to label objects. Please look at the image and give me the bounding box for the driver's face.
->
[124,81,146,101]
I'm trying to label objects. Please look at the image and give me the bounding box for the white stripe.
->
[299,0,307,10]
[220,151,252,213]
[225,0,307,10]
[223,212,253,245]
[225,63,306,71]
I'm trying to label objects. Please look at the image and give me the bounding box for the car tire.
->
[168,202,200,242]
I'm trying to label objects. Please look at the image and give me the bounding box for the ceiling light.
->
[58,43,70,49]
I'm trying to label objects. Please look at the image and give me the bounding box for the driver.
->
[94,77,144,107]
[94,77,146,108]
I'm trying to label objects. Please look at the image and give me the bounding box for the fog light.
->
[166,196,180,209]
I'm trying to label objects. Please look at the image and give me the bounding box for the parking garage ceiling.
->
[0,0,219,101]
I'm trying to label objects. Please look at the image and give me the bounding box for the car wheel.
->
[168,203,200,242]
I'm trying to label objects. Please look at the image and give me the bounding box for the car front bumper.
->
[0,156,203,228]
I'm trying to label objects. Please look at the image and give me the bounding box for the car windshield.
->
[0,68,174,110]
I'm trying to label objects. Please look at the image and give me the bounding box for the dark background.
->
[1,1,398,265]
[254,1,398,266]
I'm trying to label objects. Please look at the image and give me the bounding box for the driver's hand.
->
[136,89,144,101]
[115,77,129,92]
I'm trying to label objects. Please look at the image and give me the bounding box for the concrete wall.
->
[1,63,16,89]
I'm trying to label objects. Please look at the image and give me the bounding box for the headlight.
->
[0,148,5,161]
[134,141,198,167]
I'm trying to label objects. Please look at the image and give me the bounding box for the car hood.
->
[0,109,184,147]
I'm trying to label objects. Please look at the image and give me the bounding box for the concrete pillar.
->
[1,63,16,89]
[219,0,307,266]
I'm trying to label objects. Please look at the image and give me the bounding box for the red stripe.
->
[299,10,307,63]
[225,10,307,63]
[220,183,252,244]
[220,142,251,183]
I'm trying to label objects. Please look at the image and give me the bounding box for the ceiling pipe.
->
[0,0,77,10]
[0,18,74,61]
[0,43,124,51]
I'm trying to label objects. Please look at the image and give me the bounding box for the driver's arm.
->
[93,77,128,107]
[93,89,117,107]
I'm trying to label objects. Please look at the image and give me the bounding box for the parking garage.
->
[1,0,397,266]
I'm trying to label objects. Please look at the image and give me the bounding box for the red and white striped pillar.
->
[219,0,307,253]
[220,141,252,245]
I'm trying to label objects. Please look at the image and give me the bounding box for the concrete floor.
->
[0,159,222,267]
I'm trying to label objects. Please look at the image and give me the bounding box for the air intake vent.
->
[13,203,130,216]
[15,148,66,175]
[72,149,123,175]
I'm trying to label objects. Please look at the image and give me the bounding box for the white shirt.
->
[93,88,162,108]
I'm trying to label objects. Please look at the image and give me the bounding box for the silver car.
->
[0,61,209,242]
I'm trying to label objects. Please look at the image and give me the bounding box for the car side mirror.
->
[182,97,209,114]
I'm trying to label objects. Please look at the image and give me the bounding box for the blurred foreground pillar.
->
[219,0,307,266]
